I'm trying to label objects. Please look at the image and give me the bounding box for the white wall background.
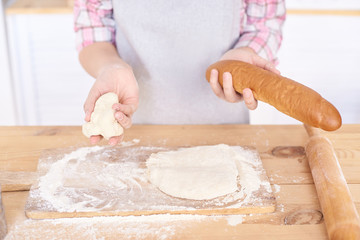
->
[1,0,360,126]
[6,14,93,125]
[0,1,17,124]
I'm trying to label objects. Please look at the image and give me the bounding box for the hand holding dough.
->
[82,92,124,140]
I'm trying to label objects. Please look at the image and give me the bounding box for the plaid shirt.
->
[74,0,285,62]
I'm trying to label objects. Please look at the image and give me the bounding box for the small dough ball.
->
[82,92,124,140]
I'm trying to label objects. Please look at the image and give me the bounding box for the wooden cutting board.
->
[25,144,276,219]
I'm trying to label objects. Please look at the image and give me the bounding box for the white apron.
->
[113,0,248,124]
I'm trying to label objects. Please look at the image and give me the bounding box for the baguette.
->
[205,60,342,131]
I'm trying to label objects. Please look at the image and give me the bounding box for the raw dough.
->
[146,144,239,200]
[82,93,123,140]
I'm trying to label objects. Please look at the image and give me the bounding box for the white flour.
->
[31,144,169,213]
[6,213,254,239]
[13,143,276,239]
[211,146,272,207]
[226,215,244,226]
[278,204,285,212]
[234,146,272,204]
[119,138,140,147]
[273,184,281,193]
[28,143,273,215]
[36,146,152,212]
[5,214,212,240]
[38,146,106,211]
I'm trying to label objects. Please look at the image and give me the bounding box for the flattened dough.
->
[146,144,239,200]
[82,92,123,140]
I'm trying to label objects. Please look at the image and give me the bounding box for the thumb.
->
[84,88,102,122]
[253,55,280,75]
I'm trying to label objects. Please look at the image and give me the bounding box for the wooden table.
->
[0,124,359,239]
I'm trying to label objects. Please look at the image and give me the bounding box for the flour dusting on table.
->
[226,215,244,226]
[5,214,212,240]
[25,143,275,217]
[273,184,281,193]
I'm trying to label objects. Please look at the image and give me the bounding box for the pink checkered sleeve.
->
[235,0,286,63]
[74,0,116,52]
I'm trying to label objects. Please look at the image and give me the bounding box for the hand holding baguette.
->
[206,60,342,131]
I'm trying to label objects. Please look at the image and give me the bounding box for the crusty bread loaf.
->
[205,60,342,131]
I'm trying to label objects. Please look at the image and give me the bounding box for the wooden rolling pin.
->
[205,60,342,131]
[304,124,360,240]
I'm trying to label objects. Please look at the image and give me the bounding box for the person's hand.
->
[209,47,280,110]
[84,63,139,146]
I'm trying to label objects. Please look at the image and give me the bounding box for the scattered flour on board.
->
[278,204,285,212]
[210,146,273,207]
[32,144,272,213]
[226,215,244,226]
[6,214,250,239]
[33,143,166,213]
[5,214,212,240]
[36,145,154,212]
[119,138,140,147]
[273,184,281,193]
[37,146,106,211]
[12,143,276,239]
[270,173,306,183]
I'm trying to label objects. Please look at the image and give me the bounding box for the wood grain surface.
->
[0,171,37,192]
[1,124,360,239]
[304,125,360,239]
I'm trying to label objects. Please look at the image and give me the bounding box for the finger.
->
[115,111,133,129]
[222,72,243,103]
[209,69,225,100]
[84,88,102,122]
[90,135,103,145]
[265,62,280,75]
[108,135,123,146]
[243,88,258,110]
[112,102,137,117]
[253,55,280,75]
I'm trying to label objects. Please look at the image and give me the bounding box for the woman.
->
[74,0,286,145]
